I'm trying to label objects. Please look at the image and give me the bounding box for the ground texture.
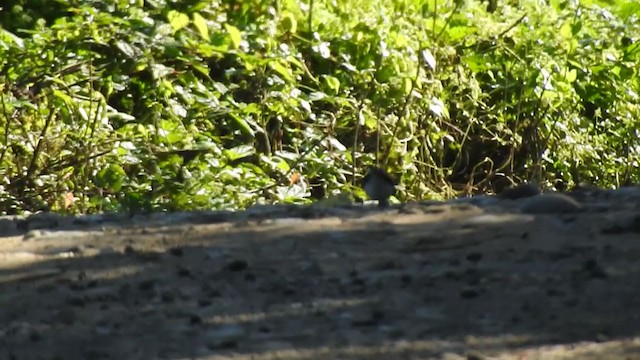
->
[2,188,640,360]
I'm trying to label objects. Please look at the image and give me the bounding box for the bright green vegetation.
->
[0,0,638,214]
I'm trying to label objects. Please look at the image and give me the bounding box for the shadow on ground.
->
[1,201,640,359]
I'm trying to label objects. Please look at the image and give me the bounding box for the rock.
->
[610,186,640,199]
[226,259,248,272]
[520,193,583,214]
[498,183,540,200]
[466,252,483,263]
[0,217,18,236]
[21,212,64,231]
[453,195,500,207]
[22,230,46,241]
[466,350,489,360]
[460,287,481,299]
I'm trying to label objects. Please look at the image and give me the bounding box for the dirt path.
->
[1,190,640,359]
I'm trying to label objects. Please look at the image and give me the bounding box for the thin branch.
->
[0,84,12,166]
[25,106,55,185]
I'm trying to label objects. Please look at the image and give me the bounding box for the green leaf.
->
[229,113,255,137]
[447,26,476,41]
[167,10,190,32]
[376,65,395,83]
[52,89,74,107]
[192,13,210,41]
[565,69,577,83]
[281,12,297,34]
[429,97,449,118]
[422,49,436,70]
[224,145,255,161]
[403,77,413,95]
[0,28,24,48]
[270,61,294,82]
[560,22,572,39]
[323,75,340,94]
[95,164,126,192]
[224,24,242,49]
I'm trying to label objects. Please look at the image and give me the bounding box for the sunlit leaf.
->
[422,49,436,70]
[192,12,210,41]
[167,10,189,32]
[309,91,327,101]
[403,77,413,95]
[116,40,138,58]
[429,97,449,118]
[323,75,340,93]
[224,145,255,161]
[270,61,294,82]
[281,12,297,34]
[224,24,242,49]
[565,69,577,83]
[229,113,255,137]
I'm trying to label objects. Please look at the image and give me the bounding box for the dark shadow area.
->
[1,202,640,359]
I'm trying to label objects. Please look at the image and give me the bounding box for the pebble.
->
[498,183,540,200]
[0,217,18,236]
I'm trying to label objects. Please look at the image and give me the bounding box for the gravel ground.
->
[2,189,640,360]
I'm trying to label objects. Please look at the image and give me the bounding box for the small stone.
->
[161,291,176,303]
[138,279,156,291]
[466,252,483,263]
[258,325,271,333]
[520,193,583,214]
[460,288,480,299]
[583,259,608,279]
[176,266,192,278]
[226,259,248,272]
[189,314,203,325]
[23,212,63,230]
[22,230,44,241]
[400,274,412,285]
[29,330,43,342]
[466,350,488,360]
[498,183,540,200]
[0,218,18,236]
[36,284,56,294]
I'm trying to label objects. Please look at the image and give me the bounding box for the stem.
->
[308,0,314,34]
[0,84,12,167]
[25,106,55,185]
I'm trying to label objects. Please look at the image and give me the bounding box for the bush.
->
[0,0,638,214]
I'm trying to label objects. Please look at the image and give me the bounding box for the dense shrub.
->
[0,0,638,214]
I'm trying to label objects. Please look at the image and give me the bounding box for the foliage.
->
[0,0,638,214]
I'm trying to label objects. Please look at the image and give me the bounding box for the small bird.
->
[363,167,396,207]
